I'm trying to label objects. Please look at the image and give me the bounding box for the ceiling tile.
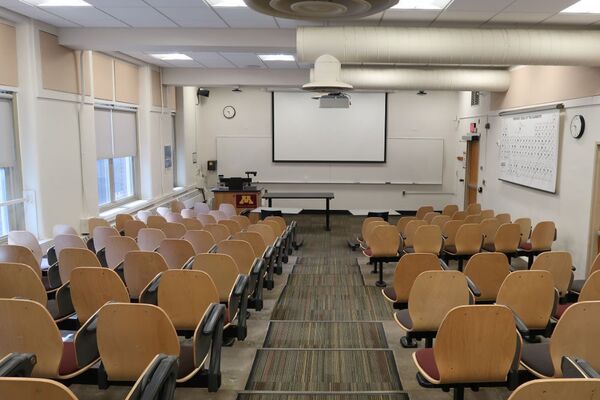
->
[275,18,323,28]
[214,7,277,28]
[446,0,514,12]
[261,59,299,69]
[0,4,81,26]
[381,9,441,22]
[220,52,266,68]
[435,10,497,23]
[502,0,579,14]
[542,13,600,25]
[86,0,147,6]
[157,7,227,27]
[189,51,236,68]
[487,12,554,24]
[98,7,178,27]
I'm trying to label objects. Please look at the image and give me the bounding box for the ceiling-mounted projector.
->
[243,0,399,20]
[319,92,351,109]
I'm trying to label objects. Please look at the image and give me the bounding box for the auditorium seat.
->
[451,210,466,220]
[137,228,166,252]
[209,210,227,222]
[520,301,600,378]
[395,216,416,237]
[265,216,294,256]
[170,200,185,213]
[483,223,521,262]
[259,219,291,262]
[52,224,78,237]
[441,220,463,254]
[496,270,557,341]
[381,253,443,309]
[220,219,242,235]
[531,251,573,298]
[147,215,167,230]
[96,302,224,391]
[507,379,600,400]
[161,222,187,239]
[416,206,434,220]
[0,245,52,291]
[412,305,520,400]
[248,223,284,275]
[480,209,495,219]
[105,236,139,272]
[0,298,99,380]
[400,220,426,251]
[234,231,275,290]
[92,226,120,266]
[361,220,389,250]
[422,212,440,224]
[181,208,197,219]
[156,207,170,217]
[365,224,401,288]
[123,220,146,239]
[197,214,217,226]
[115,214,134,234]
[462,253,510,303]
[570,253,600,296]
[219,203,237,218]
[441,204,459,217]
[123,251,169,301]
[430,215,451,229]
[231,215,251,230]
[70,267,130,324]
[57,248,101,285]
[136,210,152,224]
[496,213,512,224]
[194,202,210,215]
[465,203,482,215]
[554,271,600,320]
[192,253,249,340]
[443,223,483,271]
[203,224,231,244]
[404,225,443,256]
[182,218,203,231]
[87,217,110,239]
[165,212,184,224]
[518,221,557,267]
[480,218,501,248]
[7,231,48,269]
[157,239,196,269]
[183,230,216,254]
[464,214,483,224]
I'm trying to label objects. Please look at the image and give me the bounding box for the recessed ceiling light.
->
[21,0,91,5]
[258,54,295,62]
[151,53,192,61]
[206,0,247,7]
[561,0,600,13]
[392,0,452,10]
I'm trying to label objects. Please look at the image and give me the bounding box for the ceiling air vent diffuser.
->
[302,54,353,93]
[244,0,398,20]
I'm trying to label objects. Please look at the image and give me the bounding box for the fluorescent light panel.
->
[258,54,295,62]
[206,0,247,7]
[21,0,91,6]
[151,53,192,61]
[561,0,600,13]
[392,0,452,9]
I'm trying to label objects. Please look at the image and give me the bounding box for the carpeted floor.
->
[237,394,410,400]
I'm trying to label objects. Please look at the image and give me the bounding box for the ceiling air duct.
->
[303,54,353,92]
[244,0,398,20]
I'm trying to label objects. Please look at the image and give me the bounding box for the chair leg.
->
[371,260,378,274]
[453,387,465,400]
[425,337,434,348]
[458,258,464,272]
[376,262,386,287]
[400,336,418,348]
[528,254,534,268]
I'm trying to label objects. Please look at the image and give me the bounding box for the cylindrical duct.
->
[297,27,600,66]
[334,67,510,92]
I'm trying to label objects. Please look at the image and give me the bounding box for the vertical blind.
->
[94,107,137,159]
[0,98,15,168]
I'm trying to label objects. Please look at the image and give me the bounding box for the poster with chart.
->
[498,109,560,193]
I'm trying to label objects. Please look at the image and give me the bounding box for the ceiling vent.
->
[244,0,398,20]
[302,54,353,92]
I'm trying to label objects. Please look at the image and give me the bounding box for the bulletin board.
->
[498,109,560,193]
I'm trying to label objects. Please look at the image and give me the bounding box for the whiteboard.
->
[216,136,443,184]
[498,109,560,193]
[273,92,386,162]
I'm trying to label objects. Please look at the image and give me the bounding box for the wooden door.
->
[465,139,480,208]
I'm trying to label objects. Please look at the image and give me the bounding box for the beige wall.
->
[0,22,17,87]
[491,66,600,110]
[151,69,162,107]
[114,59,139,104]
[164,85,176,109]
[92,52,114,101]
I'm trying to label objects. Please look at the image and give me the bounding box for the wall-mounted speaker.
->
[197,89,210,98]
[207,160,217,171]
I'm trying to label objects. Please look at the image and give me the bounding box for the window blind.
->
[94,108,113,160]
[112,110,137,158]
[0,98,16,168]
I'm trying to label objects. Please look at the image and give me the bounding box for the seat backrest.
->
[480,209,495,219]
[551,301,600,377]
[514,217,532,245]
[369,225,400,258]
[219,203,237,218]
[209,210,226,222]
[580,271,600,302]
[156,207,170,217]
[0,245,41,279]
[70,267,130,324]
[531,251,573,297]
[248,224,277,246]
[136,210,152,224]
[0,262,47,306]
[58,248,101,283]
[220,219,242,235]
[455,224,483,254]
[463,253,510,302]
[192,254,239,302]
[234,231,267,257]
[588,253,600,277]
[434,304,517,384]
[265,216,287,231]
[181,209,197,219]
[203,224,230,243]
[182,218,203,231]
[8,231,43,264]
[494,223,521,253]
[137,228,166,252]
[451,210,466,220]
[496,270,555,330]
[364,220,389,247]
[194,202,210,215]
[52,224,78,237]
[430,215,451,229]
[54,235,87,257]
[531,221,556,250]
[260,220,284,236]
[219,240,256,274]
[0,299,62,378]
[197,214,217,226]
[423,212,440,224]
[0,378,79,400]
[464,214,483,224]
[507,380,600,400]
[93,226,120,252]
[170,200,185,213]
[441,220,464,247]
[416,206,434,220]
[402,220,427,247]
[465,203,482,215]
[183,230,216,254]
[408,271,471,331]
[442,204,459,217]
[496,213,512,224]
[123,251,169,299]
[157,239,195,269]
[413,225,443,254]
[88,218,109,237]
[480,218,501,246]
[115,214,134,232]
[105,236,139,270]
[97,303,179,381]
[123,220,146,239]
[393,253,441,303]
[158,270,220,330]
[395,216,416,235]
[231,215,251,230]
[164,212,183,224]
[161,222,186,239]
[147,215,167,229]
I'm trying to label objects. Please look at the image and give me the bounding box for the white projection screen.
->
[272,92,387,162]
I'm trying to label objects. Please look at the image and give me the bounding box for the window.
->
[0,95,24,238]
[95,107,138,208]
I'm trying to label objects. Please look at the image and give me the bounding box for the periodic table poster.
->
[498,109,560,193]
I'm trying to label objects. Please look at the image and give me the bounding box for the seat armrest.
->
[47,246,58,267]
[182,256,195,270]
[510,310,529,335]
[127,354,179,400]
[113,260,124,273]
[264,245,274,259]
[275,237,283,248]
[47,262,62,289]
[55,283,75,317]
[466,276,481,298]
[74,308,101,368]
[208,244,218,253]
[193,303,226,368]
[251,258,265,275]
[232,274,249,298]
[0,353,36,377]
[562,356,600,379]
[139,273,163,305]
[438,259,450,270]
[228,274,248,319]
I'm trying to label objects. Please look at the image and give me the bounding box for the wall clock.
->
[223,105,236,119]
[570,114,585,139]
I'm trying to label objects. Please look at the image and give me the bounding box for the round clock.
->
[223,105,236,119]
[570,114,585,139]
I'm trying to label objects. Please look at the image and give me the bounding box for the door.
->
[588,144,600,271]
[465,138,480,209]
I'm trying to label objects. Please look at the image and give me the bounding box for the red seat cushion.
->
[519,242,532,251]
[363,248,373,257]
[178,342,196,379]
[554,303,572,320]
[395,310,413,330]
[383,286,397,302]
[59,341,78,376]
[415,348,440,381]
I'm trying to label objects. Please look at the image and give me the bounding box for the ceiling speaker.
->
[244,0,398,20]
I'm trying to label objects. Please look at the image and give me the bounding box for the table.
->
[348,209,401,216]
[263,192,335,231]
